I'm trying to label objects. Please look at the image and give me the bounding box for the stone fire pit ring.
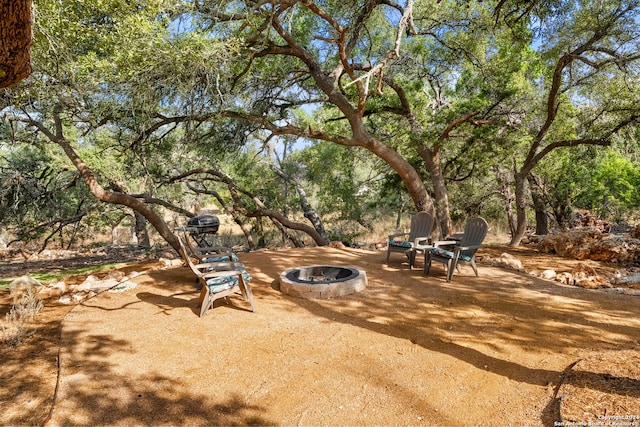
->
[279,265,367,299]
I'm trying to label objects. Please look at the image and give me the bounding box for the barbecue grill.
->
[185,215,220,247]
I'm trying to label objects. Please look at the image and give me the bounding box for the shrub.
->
[1,283,43,347]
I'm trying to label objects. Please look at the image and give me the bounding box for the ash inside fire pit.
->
[280,265,367,299]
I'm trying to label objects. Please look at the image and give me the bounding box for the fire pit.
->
[279,265,367,299]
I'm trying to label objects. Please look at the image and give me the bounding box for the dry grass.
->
[1,283,43,347]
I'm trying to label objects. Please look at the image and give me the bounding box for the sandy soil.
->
[1,245,639,426]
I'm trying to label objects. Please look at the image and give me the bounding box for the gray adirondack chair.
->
[424,217,488,282]
[177,234,256,317]
[181,229,236,264]
[387,212,435,268]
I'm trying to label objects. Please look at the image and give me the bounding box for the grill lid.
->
[187,215,220,233]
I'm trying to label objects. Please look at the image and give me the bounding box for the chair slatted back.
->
[459,217,489,257]
[408,212,435,242]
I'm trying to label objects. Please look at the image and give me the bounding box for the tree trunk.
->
[495,168,517,239]
[527,174,549,236]
[550,191,573,231]
[395,199,406,230]
[134,211,151,248]
[296,182,329,244]
[209,189,257,250]
[417,145,450,238]
[510,172,528,246]
[272,164,330,245]
[287,62,435,217]
[425,157,451,238]
[362,137,434,215]
[0,0,32,88]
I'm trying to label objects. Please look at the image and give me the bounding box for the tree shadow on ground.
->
[0,304,71,426]
[43,246,639,426]
[246,247,640,426]
[40,263,275,426]
[49,326,274,426]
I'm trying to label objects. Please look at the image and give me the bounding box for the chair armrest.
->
[452,245,484,260]
[455,244,483,252]
[196,246,231,255]
[388,232,410,240]
[194,261,243,272]
[201,270,244,280]
[446,233,464,241]
[431,240,459,248]
[412,236,432,248]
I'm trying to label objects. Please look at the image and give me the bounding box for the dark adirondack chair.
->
[387,212,435,269]
[424,217,488,282]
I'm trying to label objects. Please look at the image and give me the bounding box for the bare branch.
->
[220,110,359,146]
[344,0,414,95]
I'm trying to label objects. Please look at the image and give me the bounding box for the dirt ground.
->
[1,244,639,426]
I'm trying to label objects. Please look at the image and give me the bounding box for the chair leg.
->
[408,249,415,269]
[386,250,391,265]
[199,286,211,317]
[424,252,432,276]
[470,259,479,277]
[446,258,455,282]
[238,275,256,312]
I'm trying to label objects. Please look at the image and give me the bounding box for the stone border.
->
[279,265,367,299]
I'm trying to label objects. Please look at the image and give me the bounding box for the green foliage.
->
[0,143,94,240]
[529,145,640,227]
[578,151,640,221]
[290,141,383,224]
[2,0,640,250]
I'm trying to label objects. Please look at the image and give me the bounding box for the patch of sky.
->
[168,13,196,35]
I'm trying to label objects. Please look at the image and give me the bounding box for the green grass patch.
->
[0,263,127,290]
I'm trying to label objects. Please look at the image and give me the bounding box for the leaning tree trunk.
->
[294,181,329,245]
[0,0,32,88]
[273,165,330,245]
[213,190,257,250]
[14,113,181,252]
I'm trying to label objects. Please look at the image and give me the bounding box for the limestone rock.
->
[160,258,183,269]
[588,237,640,263]
[570,262,597,280]
[539,228,640,263]
[107,270,126,281]
[482,253,525,272]
[57,295,72,304]
[9,275,43,301]
[612,270,640,286]
[555,272,573,285]
[108,280,138,293]
[574,275,610,289]
[75,277,119,292]
[495,253,525,272]
[37,281,69,299]
[539,228,603,259]
[540,269,557,280]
